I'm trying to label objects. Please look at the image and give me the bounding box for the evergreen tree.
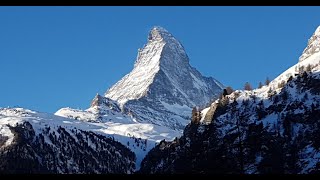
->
[306,64,312,72]
[223,89,228,97]
[265,77,271,86]
[244,82,253,91]
[191,107,198,123]
[198,111,202,122]
[225,86,234,95]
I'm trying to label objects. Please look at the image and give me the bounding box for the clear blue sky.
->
[1,6,320,113]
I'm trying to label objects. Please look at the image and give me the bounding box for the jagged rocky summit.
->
[105,26,223,130]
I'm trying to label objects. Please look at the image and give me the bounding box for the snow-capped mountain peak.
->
[105,26,223,130]
[55,26,223,168]
[299,26,320,62]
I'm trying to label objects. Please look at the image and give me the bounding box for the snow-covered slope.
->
[105,26,223,130]
[0,108,135,173]
[140,26,320,174]
[55,94,180,169]
[200,25,320,121]
[0,106,179,172]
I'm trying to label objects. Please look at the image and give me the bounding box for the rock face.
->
[105,26,223,130]
[139,26,320,174]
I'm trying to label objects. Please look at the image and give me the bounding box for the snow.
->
[190,72,207,90]
[55,105,181,170]
[300,145,320,173]
[0,107,180,170]
[200,107,210,122]
[95,122,180,169]
[261,113,278,131]
[213,79,225,90]
[56,107,96,122]
[0,117,19,147]
[160,101,191,117]
[105,39,164,108]
[315,26,320,35]
[0,108,35,147]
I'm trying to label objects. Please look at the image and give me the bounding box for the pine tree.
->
[191,107,202,124]
[198,111,202,122]
[299,65,305,74]
[223,89,228,97]
[306,64,312,72]
[258,81,263,88]
[265,77,271,86]
[236,112,244,173]
[191,107,198,123]
[244,82,253,91]
[277,80,286,89]
[225,86,234,95]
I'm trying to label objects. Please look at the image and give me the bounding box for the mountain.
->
[139,26,320,174]
[55,26,223,169]
[105,26,223,130]
[0,108,135,173]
